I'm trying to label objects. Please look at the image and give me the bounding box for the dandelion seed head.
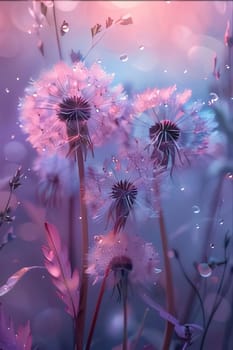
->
[19,61,126,158]
[58,96,91,122]
[33,154,78,206]
[132,85,212,173]
[86,157,156,229]
[86,231,160,288]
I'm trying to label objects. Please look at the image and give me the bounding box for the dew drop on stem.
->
[197,263,212,278]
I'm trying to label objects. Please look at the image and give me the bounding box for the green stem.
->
[76,148,89,350]
[85,267,110,350]
[154,180,175,350]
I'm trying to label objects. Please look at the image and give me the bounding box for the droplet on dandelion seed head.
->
[120,54,128,62]
[195,223,200,230]
[192,205,200,214]
[139,45,145,51]
[5,88,10,93]
[197,263,212,278]
[225,64,230,70]
[210,243,215,249]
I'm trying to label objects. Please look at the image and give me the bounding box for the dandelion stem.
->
[181,175,224,324]
[132,308,149,350]
[52,0,63,61]
[200,242,229,349]
[174,250,206,328]
[154,180,175,350]
[68,195,75,272]
[123,279,128,350]
[76,148,89,350]
[0,187,13,230]
[85,267,110,350]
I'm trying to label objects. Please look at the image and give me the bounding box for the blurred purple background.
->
[0,1,232,349]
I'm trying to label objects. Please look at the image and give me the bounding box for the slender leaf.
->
[0,266,43,297]
[106,17,114,29]
[91,23,102,38]
[116,14,133,26]
[43,222,79,318]
[0,305,32,350]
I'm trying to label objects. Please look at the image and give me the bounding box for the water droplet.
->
[139,45,145,51]
[16,77,20,81]
[79,216,82,220]
[61,20,69,35]
[5,88,10,93]
[219,219,224,225]
[28,29,32,35]
[195,223,200,230]
[227,173,233,179]
[209,92,219,103]
[11,135,15,140]
[183,69,188,74]
[94,235,103,244]
[197,263,212,278]
[97,58,102,64]
[95,108,100,113]
[120,54,128,62]
[225,64,230,70]
[192,205,200,214]
[164,69,168,73]
[180,187,185,191]
[210,243,215,249]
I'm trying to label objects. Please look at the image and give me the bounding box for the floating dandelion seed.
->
[19,62,126,159]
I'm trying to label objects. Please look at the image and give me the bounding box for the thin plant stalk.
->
[52,0,63,61]
[181,175,224,324]
[68,195,76,272]
[0,187,13,229]
[85,267,110,350]
[174,251,206,328]
[122,279,128,350]
[200,244,229,349]
[132,308,149,350]
[76,147,89,350]
[154,179,175,350]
